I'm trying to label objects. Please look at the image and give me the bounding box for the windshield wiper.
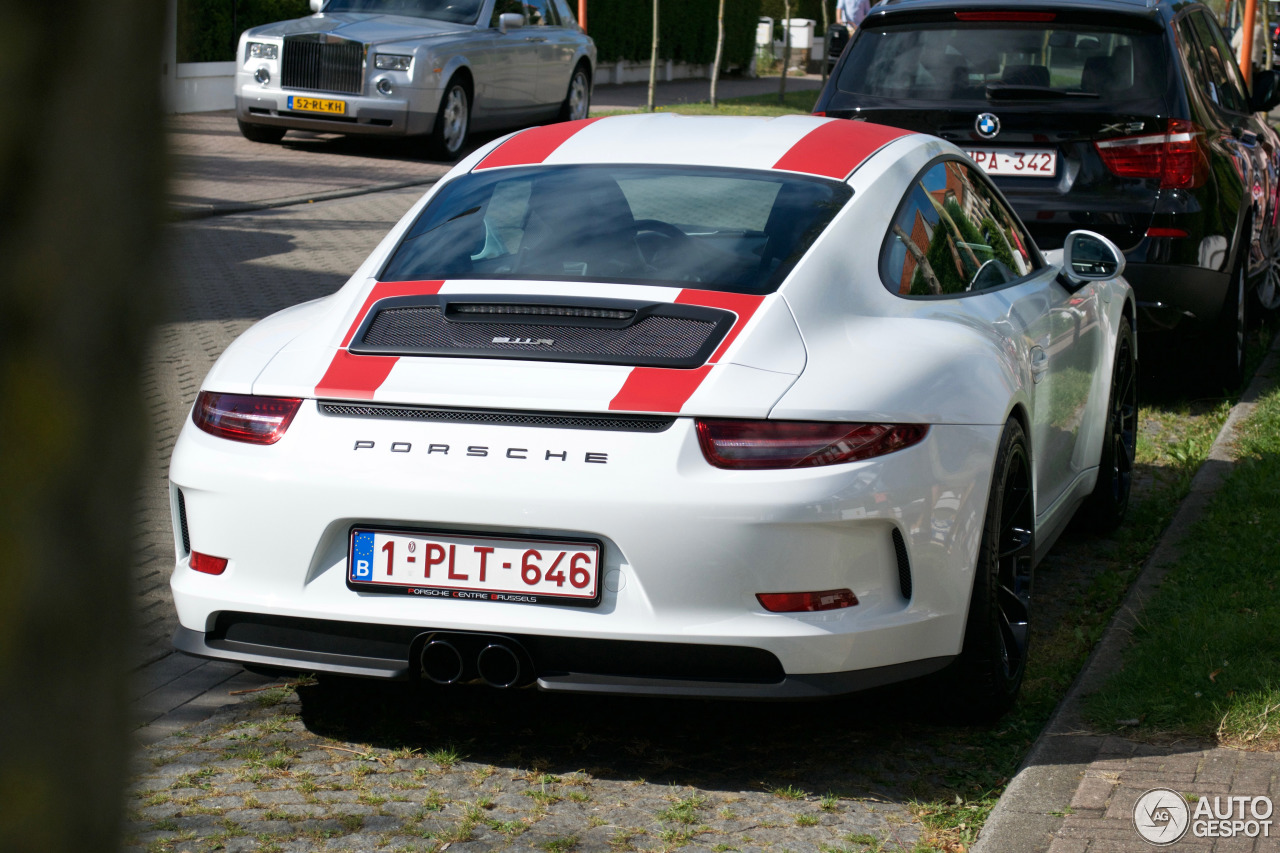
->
[985,83,1099,100]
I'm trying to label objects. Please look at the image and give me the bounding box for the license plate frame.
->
[287,95,347,115]
[964,148,1058,178]
[347,525,604,608]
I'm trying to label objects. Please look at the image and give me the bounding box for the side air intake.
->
[891,528,912,601]
[177,489,191,555]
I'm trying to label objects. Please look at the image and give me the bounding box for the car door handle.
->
[1030,346,1049,383]
[524,35,547,42]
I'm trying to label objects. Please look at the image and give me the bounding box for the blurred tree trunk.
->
[820,0,829,85]
[647,0,659,112]
[0,0,167,849]
[778,0,792,104]
[710,0,725,107]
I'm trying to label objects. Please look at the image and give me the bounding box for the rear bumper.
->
[173,619,954,699]
[1121,261,1231,336]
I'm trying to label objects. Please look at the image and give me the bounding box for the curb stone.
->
[973,332,1280,853]
[169,176,440,221]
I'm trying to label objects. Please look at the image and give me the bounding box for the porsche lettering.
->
[351,440,607,463]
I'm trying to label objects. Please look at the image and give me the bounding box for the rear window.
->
[380,165,852,294]
[838,24,1166,103]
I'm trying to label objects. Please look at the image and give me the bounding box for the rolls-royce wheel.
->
[558,64,591,122]
[428,79,471,161]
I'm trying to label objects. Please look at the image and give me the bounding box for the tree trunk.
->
[711,0,726,107]
[778,0,792,105]
[820,0,830,86]
[647,0,660,112]
[0,0,166,849]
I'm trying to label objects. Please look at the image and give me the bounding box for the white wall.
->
[172,62,237,113]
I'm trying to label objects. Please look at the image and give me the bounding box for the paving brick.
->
[1073,776,1118,810]
[1047,839,1089,853]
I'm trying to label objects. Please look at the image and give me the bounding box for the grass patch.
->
[1083,383,1280,747]
[593,88,818,118]
[657,793,709,824]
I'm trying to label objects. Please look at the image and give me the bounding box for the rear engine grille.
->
[319,403,675,432]
[177,489,191,555]
[282,37,364,95]
[891,528,912,600]
[350,296,733,368]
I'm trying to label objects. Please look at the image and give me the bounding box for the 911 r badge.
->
[975,113,1001,139]
[492,336,555,345]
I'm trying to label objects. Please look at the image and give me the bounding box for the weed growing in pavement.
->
[426,745,463,769]
[795,813,820,827]
[820,792,839,812]
[540,835,580,852]
[657,793,708,824]
[567,790,591,803]
[771,784,808,800]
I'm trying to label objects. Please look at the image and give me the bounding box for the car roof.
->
[468,114,925,182]
[871,0,1167,21]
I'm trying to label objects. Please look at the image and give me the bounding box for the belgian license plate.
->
[348,528,600,606]
[965,148,1058,177]
[287,95,346,115]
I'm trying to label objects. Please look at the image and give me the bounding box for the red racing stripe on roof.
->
[316,279,443,399]
[608,366,713,413]
[475,118,604,170]
[773,120,914,180]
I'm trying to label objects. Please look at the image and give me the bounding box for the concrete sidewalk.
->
[975,338,1280,853]
[165,74,822,218]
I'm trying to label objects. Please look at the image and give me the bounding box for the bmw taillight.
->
[695,420,928,470]
[193,392,302,445]
[1094,119,1208,189]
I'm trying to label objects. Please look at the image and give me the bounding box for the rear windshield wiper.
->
[985,83,1099,100]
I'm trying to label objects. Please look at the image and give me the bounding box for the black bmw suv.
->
[815,0,1280,384]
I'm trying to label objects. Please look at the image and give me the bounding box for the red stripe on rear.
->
[315,351,399,400]
[475,118,604,170]
[773,120,914,180]
[675,290,765,362]
[316,279,443,399]
[340,280,443,347]
[609,366,713,413]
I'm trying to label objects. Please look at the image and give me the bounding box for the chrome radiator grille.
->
[281,37,364,95]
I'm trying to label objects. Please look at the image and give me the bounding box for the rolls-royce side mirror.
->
[498,13,525,33]
[1061,230,1125,285]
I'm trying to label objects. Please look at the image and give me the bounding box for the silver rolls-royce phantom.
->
[235,0,596,159]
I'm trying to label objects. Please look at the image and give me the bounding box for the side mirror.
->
[309,0,323,12]
[1250,69,1280,113]
[498,12,525,33]
[1061,230,1125,285]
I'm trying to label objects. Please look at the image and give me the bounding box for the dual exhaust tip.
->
[420,633,533,689]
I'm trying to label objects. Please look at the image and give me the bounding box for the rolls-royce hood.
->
[247,13,468,44]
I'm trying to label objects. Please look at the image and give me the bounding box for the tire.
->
[237,119,286,144]
[428,78,471,161]
[1211,260,1246,389]
[1080,317,1137,533]
[557,64,591,122]
[1254,226,1280,315]
[946,418,1035,723]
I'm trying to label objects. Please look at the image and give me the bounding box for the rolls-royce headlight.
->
[375,54,412,71]
[247,42,279,60]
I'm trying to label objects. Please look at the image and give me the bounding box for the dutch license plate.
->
[965,148,1058,177]
[287,95,346,115]
[348,528,600,606]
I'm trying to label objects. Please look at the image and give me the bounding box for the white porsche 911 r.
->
[170,114,1137,719]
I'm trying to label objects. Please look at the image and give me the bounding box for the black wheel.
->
[1081,317,1137,532]
[237,119,286,144]
[1211,260,1246,389]
[428,78,470,161]
[1254,226,1280,315]
[947,418,1034,723]
[557,63,591,122]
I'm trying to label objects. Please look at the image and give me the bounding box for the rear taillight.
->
[758,589,858,612]
[1095,119,1208,189]
[193,392,302,445]
[695,420,928,470]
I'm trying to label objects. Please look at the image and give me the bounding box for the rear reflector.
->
[1146,227,1189,238]
[695,419,928,470]
[955,11,1055,21]
[758,589,858,612]
[812,110,826,117]
[1095,119,1208,189]
[190,551,228,575]
[193,392,302,445]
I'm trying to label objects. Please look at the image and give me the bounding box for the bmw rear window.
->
[380,165,853,295]
[839,23,1167,105]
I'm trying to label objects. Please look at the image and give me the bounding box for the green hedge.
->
[178,0,762,69]
[178,0,310,63]
[575,0,761,68]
